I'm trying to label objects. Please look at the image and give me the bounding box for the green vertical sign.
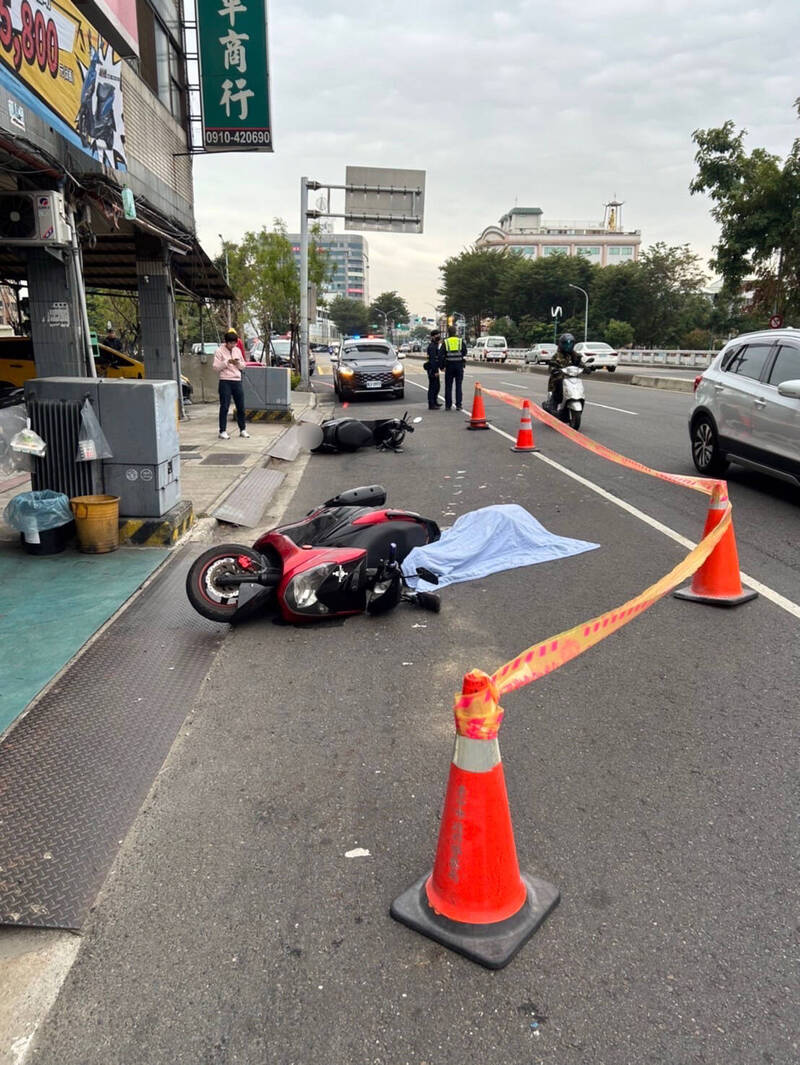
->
[197,0,273,152]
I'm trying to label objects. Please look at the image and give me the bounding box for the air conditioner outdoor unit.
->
[0,190,71,247]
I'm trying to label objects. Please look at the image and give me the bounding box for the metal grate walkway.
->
[0,549,224,929]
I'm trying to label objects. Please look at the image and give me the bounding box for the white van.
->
[472,336,508,363]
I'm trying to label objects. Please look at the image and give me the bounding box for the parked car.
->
[398,343,410,355]
[265,338,316,375]
[524,343,558,366]
[688,328,800,484]
[0,336,193,401]
[574,342,619,372]
[411,341,422,352]
[332,337,404,401]
[471,335,508,362]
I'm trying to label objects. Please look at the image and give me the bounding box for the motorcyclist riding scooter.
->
[544,332,592,430]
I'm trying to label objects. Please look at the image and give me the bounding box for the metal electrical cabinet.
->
[24,377,181,517]
[241,365,291,410]
[96,379,180,517]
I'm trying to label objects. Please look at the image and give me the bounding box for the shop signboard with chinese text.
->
[197,0,272,152]
[0,0,127,169]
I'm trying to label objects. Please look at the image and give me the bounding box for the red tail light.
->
[693,375,702,393]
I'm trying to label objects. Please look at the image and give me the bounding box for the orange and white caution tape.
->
[481,386,719,496]
[454,384,735,720]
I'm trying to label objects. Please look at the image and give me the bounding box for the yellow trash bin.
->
[70,494,120,554]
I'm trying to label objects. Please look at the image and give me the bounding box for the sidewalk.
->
[0,393,321,738]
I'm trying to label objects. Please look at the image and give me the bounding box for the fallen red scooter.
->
[185,485,441,624]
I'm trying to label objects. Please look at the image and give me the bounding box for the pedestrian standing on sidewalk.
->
[213,328,250,439]
[443,325,468,411]
[424,329,443,409]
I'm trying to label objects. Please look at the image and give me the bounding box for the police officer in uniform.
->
[425,329,443,409]
[443,325,468,410]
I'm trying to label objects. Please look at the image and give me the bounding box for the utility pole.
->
[299,176,311,389]
[219,234,231,328]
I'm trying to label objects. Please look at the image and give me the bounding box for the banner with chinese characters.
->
[0,0,127,169]
[197,0,272,152]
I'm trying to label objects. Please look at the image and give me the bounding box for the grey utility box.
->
[96,379,180,517]
[24,377,181,517]
[96,378,179,463]
[242,365,291,410]
[103,456,180,517]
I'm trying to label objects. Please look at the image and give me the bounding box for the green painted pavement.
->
[0,545,168,735]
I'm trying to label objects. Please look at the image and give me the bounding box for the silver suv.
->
[689,328,800,484]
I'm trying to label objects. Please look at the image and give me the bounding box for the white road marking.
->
[589,401,639,416]
[483,418,800,621]
[500,381,528,390]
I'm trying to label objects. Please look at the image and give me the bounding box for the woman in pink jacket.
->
[213,328,250,439]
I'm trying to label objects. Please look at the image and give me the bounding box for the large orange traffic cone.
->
[466,383,490,430]
[391,670,559,969]
[674,482,757,607]
[511,399,539,452]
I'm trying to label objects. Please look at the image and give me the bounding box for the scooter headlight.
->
[284,559,365,615]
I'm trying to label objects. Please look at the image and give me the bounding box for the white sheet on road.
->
[402,504,600,591]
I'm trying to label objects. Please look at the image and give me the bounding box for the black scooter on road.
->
[310,411,421,454]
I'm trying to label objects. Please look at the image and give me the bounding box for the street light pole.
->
[375,309,393,342]
[219,234,231,328]
[569,283,589,343]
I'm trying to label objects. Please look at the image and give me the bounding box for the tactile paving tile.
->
[213,467,285,527]
[0,549,224,929]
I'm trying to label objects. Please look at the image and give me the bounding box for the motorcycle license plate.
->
[366,380,381,388]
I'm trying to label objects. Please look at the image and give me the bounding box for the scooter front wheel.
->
[186,543,279,623]
[568,407,582,431]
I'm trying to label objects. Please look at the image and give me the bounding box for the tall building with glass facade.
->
[475,204,641,265]
[288,234,370,305]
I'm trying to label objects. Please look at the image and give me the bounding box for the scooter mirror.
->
[412,417,423,424]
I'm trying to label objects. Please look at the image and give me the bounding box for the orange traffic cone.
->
[674,482,757,607]
[391,670,559,969]
[466,383,490,430]
[511,399,539,452]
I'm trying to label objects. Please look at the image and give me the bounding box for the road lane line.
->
[500,381,528,390]
[590,402,639,416]
[482,417,800,621]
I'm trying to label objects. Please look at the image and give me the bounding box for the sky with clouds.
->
[192,0,800,313]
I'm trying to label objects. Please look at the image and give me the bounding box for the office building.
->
[288,234,369,305]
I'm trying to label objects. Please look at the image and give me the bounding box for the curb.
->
[118,499,195,547]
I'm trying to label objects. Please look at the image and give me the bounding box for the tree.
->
[691,104,800,318]
[85,292,139,351]
[604,319,634,349]
[328,296,370,337]
[439,249,508,336]
[632,244,709,347]
[222,220,331,345]
[369,291,409,333]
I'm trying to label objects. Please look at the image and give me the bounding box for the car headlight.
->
[391,363,404,377]
[339,366,355,379]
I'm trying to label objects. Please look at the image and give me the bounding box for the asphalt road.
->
[29,364,799,1065]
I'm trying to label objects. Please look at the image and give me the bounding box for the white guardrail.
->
[506,348,714,368]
